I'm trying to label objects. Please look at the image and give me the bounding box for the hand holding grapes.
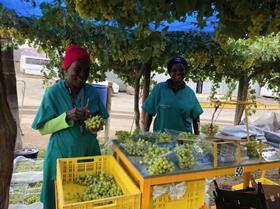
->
[84,116,105,133]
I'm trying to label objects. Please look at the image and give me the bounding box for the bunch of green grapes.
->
[115,130,132,142]
[24,194,40,204]
[177,132,196,141]
[132,129,155,141]
[9,193,22,204]
[200,123,219,136]
[198,142,213,153]
[148,157,175,175]
[85,116,104,133]
[143,145,169,165]
[15,161,32,172]
[74,172,123,201]
[122,139,151,156]
[246,141,259,158]
[175,144,195,169]
[155,132,172,143]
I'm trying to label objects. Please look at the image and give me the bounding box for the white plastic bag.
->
[11,171,43,184]
[152,185,168,200]
[168,182,186,200]
[9,202,43,209]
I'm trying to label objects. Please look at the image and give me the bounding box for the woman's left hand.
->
[79,107,90,120]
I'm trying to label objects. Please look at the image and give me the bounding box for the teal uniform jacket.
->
[142,81,203,133]
[32,80,109,209]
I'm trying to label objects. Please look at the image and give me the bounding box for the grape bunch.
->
[155,132,172,143]
[148,157,175,175]
[24,194,40,204]
[177,132,196,141]
[198,142,213,153]
[132,129,155,141]
[246,141,259,158]
[84,116,104,133]
[74,172,123,202]
[115,130,132,142]
[143,145,169,165]
[175,144,195,169]
[122,139,151,156]
[201,123,219,136]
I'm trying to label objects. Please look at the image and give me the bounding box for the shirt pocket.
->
[158,104,171,112]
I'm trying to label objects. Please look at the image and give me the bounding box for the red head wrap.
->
[63,45,90,71]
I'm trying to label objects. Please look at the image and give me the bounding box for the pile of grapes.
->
[84,116,104,133]
[9,182,42,205]
[143,145,170,165]
[115,130,132,142]
[200,123,219,136]
[24,195,40,204]
[198,141,213,153]
[148,157,175,175]
[155,132,172,143]
[122,139,151,156]
[14,160,43,173]
[175,144,195,169]
[74,172,123,201]
[177,132,196,141]
[246,141,259,158]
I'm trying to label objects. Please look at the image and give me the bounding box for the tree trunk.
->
[234,75,249,125]
[0,39,17,209]
[196,80,203,94]
[140,62,152,129]
[134,65,145,129]
[1,39,22,149]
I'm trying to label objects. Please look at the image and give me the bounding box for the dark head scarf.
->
[167,56,188,75]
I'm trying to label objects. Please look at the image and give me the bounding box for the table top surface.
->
[112,140,280,179]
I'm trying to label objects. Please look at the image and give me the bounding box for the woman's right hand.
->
[66,108,84,121]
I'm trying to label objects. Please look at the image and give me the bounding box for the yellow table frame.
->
[113,144,280,209]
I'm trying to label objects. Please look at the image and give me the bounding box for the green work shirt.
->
[32,80,109,209]
[142,81,203,133]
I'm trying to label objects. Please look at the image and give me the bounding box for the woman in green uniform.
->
[142,56,203,134]
[32,45,108,209]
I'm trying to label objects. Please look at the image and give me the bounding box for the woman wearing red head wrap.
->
[32,45,109,209]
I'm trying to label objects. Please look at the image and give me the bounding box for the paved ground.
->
[16,72,280,149]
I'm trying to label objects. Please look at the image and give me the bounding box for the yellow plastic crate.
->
[152,179,206,209]
[56,155,141,209]
[232,177,278,190]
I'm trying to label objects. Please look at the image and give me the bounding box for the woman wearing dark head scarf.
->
[142,56,203,134]
[32,45,108,209]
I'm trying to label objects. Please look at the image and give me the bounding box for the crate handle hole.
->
[77,158,95,163]
[92,200,117,208]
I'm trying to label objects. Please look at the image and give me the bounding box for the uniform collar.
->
[166,79,186,92]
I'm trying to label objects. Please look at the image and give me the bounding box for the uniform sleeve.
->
[32,89,58,130]
[39,112,74,135]
[191,93,203,119]
[142,85,158,116]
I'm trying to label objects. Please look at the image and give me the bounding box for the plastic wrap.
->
[152,185,169,200]
[9,202,43,209]
[168,182,187,200]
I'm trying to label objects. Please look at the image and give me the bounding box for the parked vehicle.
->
[260,85,276,98]
[20,55,50,75]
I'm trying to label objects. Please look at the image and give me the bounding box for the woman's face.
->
[66,59,90,89]
[170,63,186,84]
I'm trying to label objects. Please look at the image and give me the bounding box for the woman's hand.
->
[66,108,84,121]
